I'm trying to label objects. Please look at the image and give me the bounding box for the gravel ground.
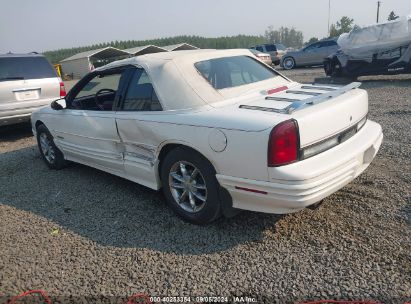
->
[0,68,410,304]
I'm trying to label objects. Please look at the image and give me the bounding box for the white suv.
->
[250,43,287,65]
[0,53,66,126]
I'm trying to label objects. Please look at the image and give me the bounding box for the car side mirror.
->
[51,98,67,110]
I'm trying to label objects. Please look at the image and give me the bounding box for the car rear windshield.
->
[0,56,57,81]
[276,44,286,50]
[195,56,278,90]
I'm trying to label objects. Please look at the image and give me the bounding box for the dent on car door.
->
[52,68,130,174]
[115,68,164,189]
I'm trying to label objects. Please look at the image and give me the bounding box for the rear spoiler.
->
[256,82,362,114]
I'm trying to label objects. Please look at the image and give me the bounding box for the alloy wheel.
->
[39,133,56,164]
[283,58,295,69]
[168,161,208,213]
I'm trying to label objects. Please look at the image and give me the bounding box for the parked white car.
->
[31,49,383,224]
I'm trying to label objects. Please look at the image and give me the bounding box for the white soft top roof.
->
[99,49,288,110]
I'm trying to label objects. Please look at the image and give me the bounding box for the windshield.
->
[195,56,278,90]
[0,57,57,80]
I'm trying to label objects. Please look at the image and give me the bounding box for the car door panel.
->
[299,46,317,65]
[115,116,161,189]
[51,110,124,173]
[300,42,336,66]
[297,52,308,65]
[311,48,325,65]
[51,68,131,175]
[308,43,325,65]
[113,68,164,190]
[315,42,338,65]
[314,44,331,64]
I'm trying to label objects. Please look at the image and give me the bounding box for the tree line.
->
[44,10,400,64]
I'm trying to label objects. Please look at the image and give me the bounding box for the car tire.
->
[324,59,332,76]
[331,62,343,77]
[160,147,222,224]
[36,124,67,170]
[282,57,296,70]
[325,59,343,77]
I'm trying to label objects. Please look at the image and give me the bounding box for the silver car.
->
[0,53,65,126]
[281,39,339,70]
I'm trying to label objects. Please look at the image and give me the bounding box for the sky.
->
[0,0,410,53]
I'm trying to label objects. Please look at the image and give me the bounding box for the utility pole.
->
[376,1,381,23]
[328,0,331,36]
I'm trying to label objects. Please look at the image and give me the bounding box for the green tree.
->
[387,11,399,21]
[329,16,354,37]
[265,26,303,48]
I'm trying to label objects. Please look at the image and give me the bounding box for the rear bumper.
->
[0,113,32,126]
[270,55,282,65]
[0,100,52,126]
[216,120,383,214]
[263,59,274,65]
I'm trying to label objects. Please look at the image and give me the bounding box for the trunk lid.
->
[238,82,368,147]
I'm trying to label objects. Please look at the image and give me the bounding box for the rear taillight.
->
[268,119,299,167]
[59,81,66,97]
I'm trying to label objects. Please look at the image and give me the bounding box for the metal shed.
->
[125,45,168,56]
[162,43,199,51]
[60,47,130,78]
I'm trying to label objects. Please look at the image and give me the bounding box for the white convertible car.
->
[31,49,383,224]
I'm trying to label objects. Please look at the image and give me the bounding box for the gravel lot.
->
[0,68,410,304]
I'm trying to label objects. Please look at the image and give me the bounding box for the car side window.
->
[320,41,333,48]
[121,69,162,111]
[324,40,337,47]
[76,73,121,98]
[256,46,264,52]
[304,43,320,52]
[70,71,125,111]
[264,44,276,52]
